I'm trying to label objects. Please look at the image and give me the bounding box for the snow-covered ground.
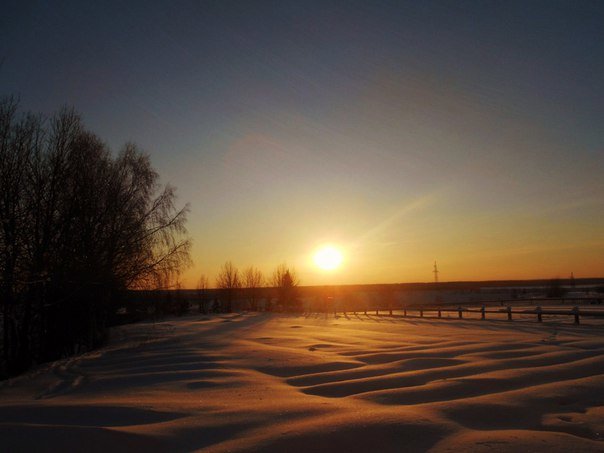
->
[1,313,603,452]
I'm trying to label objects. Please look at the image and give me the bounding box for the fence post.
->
[481,305,486,320]
[438,309,441,318]
[507,306,512,321]
[389,307,393,316]
[458,306,463,319]
[536,306,542,322]
[420,309,423,318]
[403,308,407,317]
[376,308,379,316]
[572,306,580,325]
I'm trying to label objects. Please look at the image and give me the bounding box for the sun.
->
[313,246,343,271]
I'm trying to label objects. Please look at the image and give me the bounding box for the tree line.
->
[197,261,300,313]
[0,97,191,378]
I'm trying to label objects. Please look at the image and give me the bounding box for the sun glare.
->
[313,246,343,271]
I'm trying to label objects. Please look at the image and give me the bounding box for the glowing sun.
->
[313,246,343,271]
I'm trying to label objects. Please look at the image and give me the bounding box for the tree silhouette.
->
[271,264,300,311]
[196,274,209,313]
[0,98,191,377]
[215,261,241,312]
[243,266,264,311]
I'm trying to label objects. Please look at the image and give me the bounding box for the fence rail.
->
[332,305,604,325]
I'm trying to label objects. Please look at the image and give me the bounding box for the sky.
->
[2,0,604,287]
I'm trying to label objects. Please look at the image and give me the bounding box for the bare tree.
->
[1,98,34,372]
[243,266,264,311]
[215,261,241,313]
[196,274,209,314]
[244,266,264,288]
[0,99,191,377]
[271,263,300,312]
[105,144,191,290]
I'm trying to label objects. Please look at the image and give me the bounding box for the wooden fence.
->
[332,305,604,325]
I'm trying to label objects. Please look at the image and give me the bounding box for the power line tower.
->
[433,261,439,284]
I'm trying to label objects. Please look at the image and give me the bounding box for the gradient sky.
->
[2,0,604,287]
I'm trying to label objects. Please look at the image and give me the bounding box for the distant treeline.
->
[115,261,302,322]
[0,98,191,378]
[200,261,301,313]
[115,276,604,323]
